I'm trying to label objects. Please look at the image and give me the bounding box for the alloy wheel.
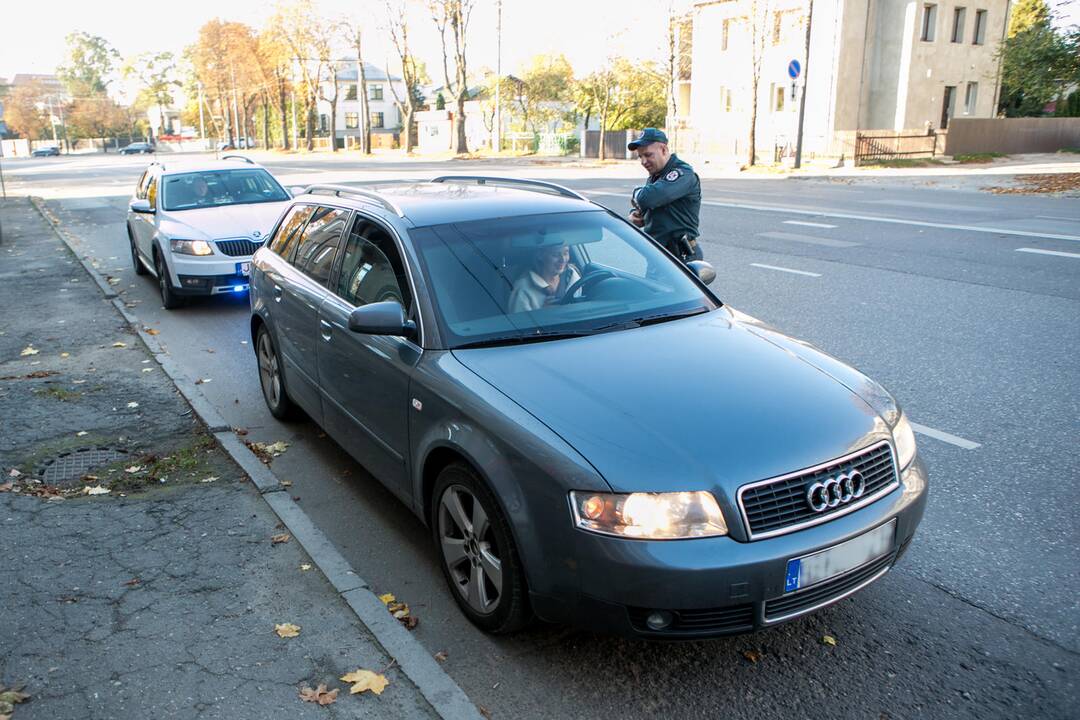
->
[439,485,503,614]
[257,331,281,409]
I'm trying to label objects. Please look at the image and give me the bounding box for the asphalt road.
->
[4,152,1078,719]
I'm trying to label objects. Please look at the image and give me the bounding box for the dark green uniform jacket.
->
[633,154,701,252]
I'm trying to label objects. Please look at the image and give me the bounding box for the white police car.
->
[126,156,292,309]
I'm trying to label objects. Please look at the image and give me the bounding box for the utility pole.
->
[46,96,59,145]
[230,66,242,146]
[197,81,206,149]
[794,0,814,169]
[494,0,502,153]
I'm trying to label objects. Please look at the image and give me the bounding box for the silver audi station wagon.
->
[248,178,927,638]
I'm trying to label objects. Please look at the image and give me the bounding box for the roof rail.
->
[222,154,255,164]
[430,176,589,202]
[301,184,405,217]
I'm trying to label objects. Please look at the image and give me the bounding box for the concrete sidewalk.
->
[0,197,445,719]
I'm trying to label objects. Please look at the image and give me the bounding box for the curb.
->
[28,196,482,720]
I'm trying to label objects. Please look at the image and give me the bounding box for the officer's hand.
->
[629,210,644,227]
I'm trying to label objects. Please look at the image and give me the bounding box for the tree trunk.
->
[329,77,339,154]
[262,93,271,150]
[748,73,758,166]
[277,77,290,150]
[356,36,371,155]
[403,107,414,153]
[305,98,315,151]
[598,106,607,161]
[454,93,468,153]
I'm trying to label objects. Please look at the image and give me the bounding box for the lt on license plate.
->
[784,519,896,593]
[237,261,251,276]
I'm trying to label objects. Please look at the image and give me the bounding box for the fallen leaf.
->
[479,705,493,719]
[141,368,153,373]
[378,593,396,605]
[434,651,448,662]
[194,378,212,385]
[126,401,139,409]
[122,578,140,587]
[107,277,120,285]
[298,683,338,705]
[234,427,249,436]
[274,623,300,638]
[0,482,13,493]
[271,533,291,545]
[280,479,293,487]
[20,346,39,356]
[823,635,837,646]
[111,342,126,348]
[8,469,22,478]
[144,328,160,336]
[340,669,389,695]
[76,431,88,437]
[200,476,218,484]
[60,352,70,358]
[742,649,762,663]
[263,441,288,455]
[300,563,312,571]
[84,485,110,496]
[124,466,142,474]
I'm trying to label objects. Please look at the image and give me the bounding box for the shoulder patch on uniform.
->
[665,169,681,182]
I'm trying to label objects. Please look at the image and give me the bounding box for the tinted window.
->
[136,170,151,199]
[269,205,315,259]
[161,169,289,211]
[147,176,159,208]
[336,216,413,311]
[292,206,350,286]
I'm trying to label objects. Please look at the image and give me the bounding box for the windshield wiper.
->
[454,330,593,350]
[629,307,710,327]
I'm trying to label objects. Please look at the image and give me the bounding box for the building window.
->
[964,81,978,114]
[370,112,384,129]
[369,84,383,101]
[772,11,782,45]
[771,83,786,112]
[345,112,359,129]
[921,4,937,41]
[719,87,733,112]
[972,9,987,44]
[951,7,966,43]
[722,18,730,51]
[345,84,357,101]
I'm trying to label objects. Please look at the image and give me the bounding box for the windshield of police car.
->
[162,169,289,211]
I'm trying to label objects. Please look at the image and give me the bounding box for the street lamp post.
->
[794,0,815,169]
[494,0,502,153]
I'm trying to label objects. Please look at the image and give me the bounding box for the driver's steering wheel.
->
[557,269,616,304]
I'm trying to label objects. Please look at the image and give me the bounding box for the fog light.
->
[645,610,673,631]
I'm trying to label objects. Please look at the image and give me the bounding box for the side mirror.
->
[129,198,154,214]
[348,301,416,338]
[289,186,307,198]
[686,260,716,286]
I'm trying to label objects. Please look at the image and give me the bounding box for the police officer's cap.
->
[627,128,668,151]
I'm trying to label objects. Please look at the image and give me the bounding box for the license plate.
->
[784,519,896,593]
[237,261,251,276]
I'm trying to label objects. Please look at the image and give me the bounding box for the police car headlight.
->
[570,491,727,539]
[892,412,917,471]
[170,239,213,256]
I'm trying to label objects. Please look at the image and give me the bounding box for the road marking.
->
[868,199,971,212]
[759,231,860,248]
[910,422,981,450]
[784,220,838,229]
[1015,247,1080,259]
[750,263,821,277]
[1036,215,1080,223]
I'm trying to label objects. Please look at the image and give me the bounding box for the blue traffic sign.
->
[788,59,801,79]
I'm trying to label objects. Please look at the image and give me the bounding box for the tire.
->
[432,463,532,634]
[154,251,184,309]
[130,227,148,276]
[255,325,299,420]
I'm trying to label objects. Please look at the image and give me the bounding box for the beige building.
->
[673,0,1011,162]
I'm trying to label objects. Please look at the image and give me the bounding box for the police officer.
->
[627,128,703,263]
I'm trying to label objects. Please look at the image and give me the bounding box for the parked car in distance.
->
[248,178,928,639]
[31,146,60,157]
[217,137,255,151]
[126,155,291,309]
[120,142,155,155]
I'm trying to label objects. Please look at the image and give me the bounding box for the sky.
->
[0,0,675,99]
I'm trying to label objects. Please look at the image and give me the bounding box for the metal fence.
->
[854,132,937,164]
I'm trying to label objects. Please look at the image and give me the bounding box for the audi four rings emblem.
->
[806,470,866,512]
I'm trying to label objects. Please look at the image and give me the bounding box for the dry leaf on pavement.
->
[0,483,13,493]
[200,476,218,483]
[83,486,110,496]
[76,431,88,437]
[20,346,39,356]
[124,466,142,474]
[274,623,301,638]
[111,342,126,348]
[144,328,160,335]
[298,683,339,705]
[822,635,837,646]
[271,533,291,545]
[340,669,389,695]
[127,401,139,409]
[7,469,21,478]
[434,651,448,662]
[378,593,396,605]
[300,564,312,571]
[742,649,762,663]
[194,378,212,385]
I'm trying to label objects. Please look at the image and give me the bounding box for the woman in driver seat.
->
[508,241,581,313]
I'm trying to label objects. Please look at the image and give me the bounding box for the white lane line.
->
[910,422,981,450]
[750,263,822,277]
[759,231,860,248]
[1015,247,1080,259]
[784,220,838,229]
[868,199,971,212]
[1036,215,1080,223]
[696,199,1080,243]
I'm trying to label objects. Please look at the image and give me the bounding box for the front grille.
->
[739,441,898,539]
[628,603,755,635]
[764,552,892,622]
[215,238,262,257]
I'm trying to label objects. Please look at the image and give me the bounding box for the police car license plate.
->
[784,519,895,593]
[237,262,251,276]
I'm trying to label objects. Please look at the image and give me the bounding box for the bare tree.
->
[320,58,342,152]
[430,0,474,153]
[269,0,331,151]
[340,20,372,154]
[386,0,425,153]
[747,0,773,166]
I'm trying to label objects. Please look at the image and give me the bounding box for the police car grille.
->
[216,239,262,257]
[738,442,897,539]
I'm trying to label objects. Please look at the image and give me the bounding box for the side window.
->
[269,204,315,259]
[136,171,150,199]
[292,206,350,286]
[336,217,414,311]
[146,176,158,208]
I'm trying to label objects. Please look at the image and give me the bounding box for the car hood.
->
[158,202,289,242]
[452,307,890,500]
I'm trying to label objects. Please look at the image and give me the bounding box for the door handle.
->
[272,285,283,302]
[319,319,333,342]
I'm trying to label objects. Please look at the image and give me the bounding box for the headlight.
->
[892,412,917,470]
[170,239,213,256]
[569,491,728,539]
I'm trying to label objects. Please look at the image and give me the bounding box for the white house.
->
[319,62,406,148]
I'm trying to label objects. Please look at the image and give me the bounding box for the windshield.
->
[412,210,716,348]
[162,169,288,211]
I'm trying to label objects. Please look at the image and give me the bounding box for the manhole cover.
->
[38,447,128,488]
